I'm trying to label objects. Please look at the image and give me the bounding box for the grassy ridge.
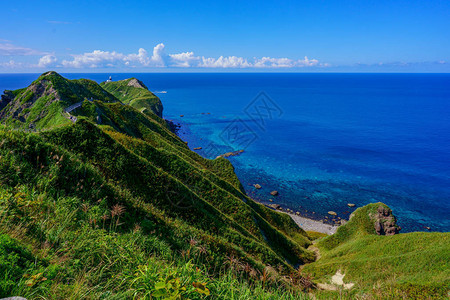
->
[303,204,450,299]
[1,72,448,299]
[0,124,313,298]
[0,71,314,298]
[0,71,118,130]
[100,78,163,117]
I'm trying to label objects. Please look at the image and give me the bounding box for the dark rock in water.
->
[166,119,181,134]
[217,149,244,158]
[268,204,281,210]
[270,190,279,196]
[374,206,401,236]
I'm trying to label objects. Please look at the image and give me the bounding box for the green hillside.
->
[0,72,314,299]
[100,78,163,117]
[0,71,117,130]
[0,72,448,299]
[303,203,450,299]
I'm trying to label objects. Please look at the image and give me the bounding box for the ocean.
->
[1,72,449,232]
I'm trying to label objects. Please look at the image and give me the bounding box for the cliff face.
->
[0,90,14,112]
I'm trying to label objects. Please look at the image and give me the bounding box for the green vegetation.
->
[303,204,450,299]
[101,78,163,117]
[0,73,314,299]
[0,72,448,299]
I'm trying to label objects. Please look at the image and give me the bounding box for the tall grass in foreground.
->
[0,182,311,299]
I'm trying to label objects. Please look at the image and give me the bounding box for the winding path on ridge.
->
[63,101,84,123]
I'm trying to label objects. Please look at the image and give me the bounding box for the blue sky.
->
[1,0,449,72]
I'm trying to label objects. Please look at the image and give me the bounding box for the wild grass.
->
[1,72,448,299]
[100,78,163,117]
[303,205,450,299]
[0,120,313,298]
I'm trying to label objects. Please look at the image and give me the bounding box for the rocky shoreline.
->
[172,117,339,235]
[285,210,338,235]
[263,202,338,235]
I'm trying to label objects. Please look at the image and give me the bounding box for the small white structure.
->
[106,76,112,83]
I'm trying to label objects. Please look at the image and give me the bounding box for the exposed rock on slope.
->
[127,78,148,89]
[303,203,449,299]
[374,205,401,235]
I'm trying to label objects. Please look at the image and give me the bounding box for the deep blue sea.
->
[1,73,449,232]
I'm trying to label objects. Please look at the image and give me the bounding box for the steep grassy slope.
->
[0,72,314,298]
[303,204,450,299]
[100,78,163,117]
[0,71,117,130]
[2,72,447,299]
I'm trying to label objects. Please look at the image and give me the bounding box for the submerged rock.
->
[254,184,262,189]
[270,190,279,196]
[217,149,244,158]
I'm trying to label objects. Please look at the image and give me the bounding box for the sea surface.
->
[1,73,449,232]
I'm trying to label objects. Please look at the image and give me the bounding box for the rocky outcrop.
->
[0,90,14,112]
[0,79,60,123]
[268,204,282,210]
[127,78,148,89]
[374,206,401,235]
[217,149,244,158]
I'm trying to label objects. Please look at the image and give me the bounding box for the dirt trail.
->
[316,269,354,291]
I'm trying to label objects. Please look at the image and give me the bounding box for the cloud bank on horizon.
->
[1,42,324,70]
[1,41,447,72]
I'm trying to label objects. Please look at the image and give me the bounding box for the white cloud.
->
[62,44,168,68]
[254,56,319,68]
[43,43,325,69]
[124,48,150,66]
[151,43,166,66]
[0,42,46,56]
[0,60,24,68]
[38,55,57,67]
[199,56,251,68]
[169,52,199,67]
[62,50,125,68]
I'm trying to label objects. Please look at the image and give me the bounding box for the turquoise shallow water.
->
[1,73,449,232]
